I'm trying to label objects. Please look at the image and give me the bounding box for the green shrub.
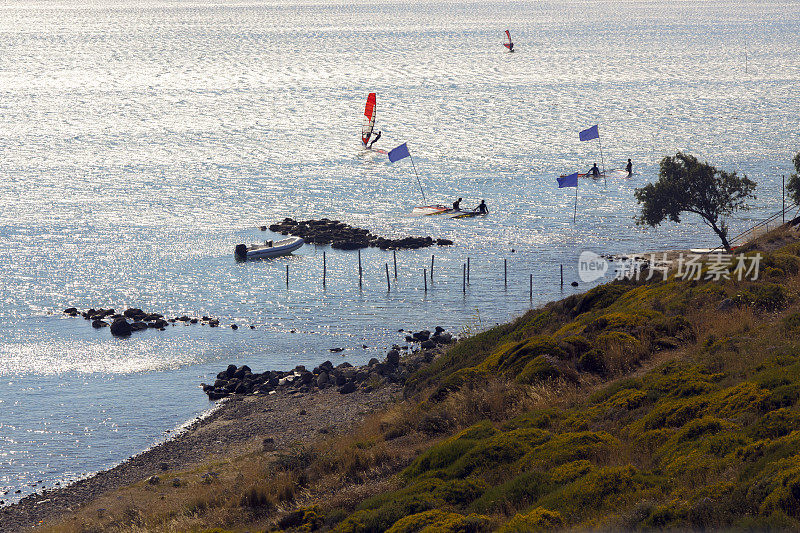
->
[498,507,564,532]
[577,348,607,375]
[734,283,787,311]
[751,409,800,439]
[550,460,593,484]
[402,421,496,480]
[472,471,552,513]
[517,355,561,384]
[517,431,618,471]
[385,510,492,533]
[434,478,487,505]
[589,377,643,404]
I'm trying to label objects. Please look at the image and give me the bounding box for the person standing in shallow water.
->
[476,200,488,214]
[626,158,633,176]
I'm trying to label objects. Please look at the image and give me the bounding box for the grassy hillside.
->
[43,231,800,532]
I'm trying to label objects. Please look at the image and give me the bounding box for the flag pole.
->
[597,137,607,185]
[409,154,426,203]
[574,180,578,223]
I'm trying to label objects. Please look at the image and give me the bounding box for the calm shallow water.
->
[1,0,799,504]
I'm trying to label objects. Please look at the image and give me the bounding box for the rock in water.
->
[110,318,132,337]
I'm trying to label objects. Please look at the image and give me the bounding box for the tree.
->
[786,152,800,206]
[635,152,756,252]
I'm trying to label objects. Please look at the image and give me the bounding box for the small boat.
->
[234,237,304,260]
[558,169,633,180]
[448,209,487,219]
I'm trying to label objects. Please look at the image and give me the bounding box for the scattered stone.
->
[110,318,132,337]
[147,475,160,485]
[339,382,357,394]
[268,218,454,250]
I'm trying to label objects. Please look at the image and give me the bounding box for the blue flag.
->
[388,143,410,163]
[558,172,579,188]
[579,125,599,141]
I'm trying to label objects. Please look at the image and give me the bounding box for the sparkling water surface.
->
[1,0,799,504]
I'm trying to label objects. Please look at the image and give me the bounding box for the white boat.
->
[234,237,304,260]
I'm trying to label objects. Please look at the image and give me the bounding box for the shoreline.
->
[2,384,401,532]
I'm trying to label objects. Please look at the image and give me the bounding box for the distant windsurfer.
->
[626,159,633,177]
[476,200,488,215]
[368,131,382,148]
[588,163,600,178]
[452,197,463,211]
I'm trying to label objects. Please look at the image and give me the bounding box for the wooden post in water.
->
[393,250,397,279]
[462,263,466,293]
[560,264,564,290]
[385,263,390,292]
[430,255,435,283]
[323,252,327,288]
[530,273,533,300]
[358,249,362,287]
[504,259,508,288]
[285,264,289,286]
[783,175,786,224]
[467,257,470,285]
[423,268,427,292]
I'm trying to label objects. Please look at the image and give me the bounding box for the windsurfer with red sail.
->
[368,131,382,149]
[504,30,514,52]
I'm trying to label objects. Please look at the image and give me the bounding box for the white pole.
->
[574,181,578,223]
[597,137,607,185]
[409,154,426,203]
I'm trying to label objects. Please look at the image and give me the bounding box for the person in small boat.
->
[476,200,488,214]
[452,197,463,211]
[368,131,382,148]
[626,158,633,176]
[588,163,600,178]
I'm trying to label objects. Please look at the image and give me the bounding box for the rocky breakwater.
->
[267,218,454,250]
[202,327,455,399]
[63,307,237,337]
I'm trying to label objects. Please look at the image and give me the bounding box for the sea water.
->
[1,0,799,504]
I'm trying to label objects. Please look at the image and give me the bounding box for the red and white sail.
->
[503,30,513,51]
[362,93,376,146]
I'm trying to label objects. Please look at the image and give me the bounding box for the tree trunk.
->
[708,220,732,252]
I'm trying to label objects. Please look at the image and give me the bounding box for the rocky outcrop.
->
[63,307,239,337]
[266,218,454,251]
[201,327,456,400]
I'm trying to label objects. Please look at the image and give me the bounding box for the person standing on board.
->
[368,131,382,148]
[476,200,488,214]
[626,158,633,177]
[452,197,463,211]
[588,163,600,178]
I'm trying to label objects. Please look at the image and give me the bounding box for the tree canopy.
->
[635,152,756,251]
[786,152,800,207]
